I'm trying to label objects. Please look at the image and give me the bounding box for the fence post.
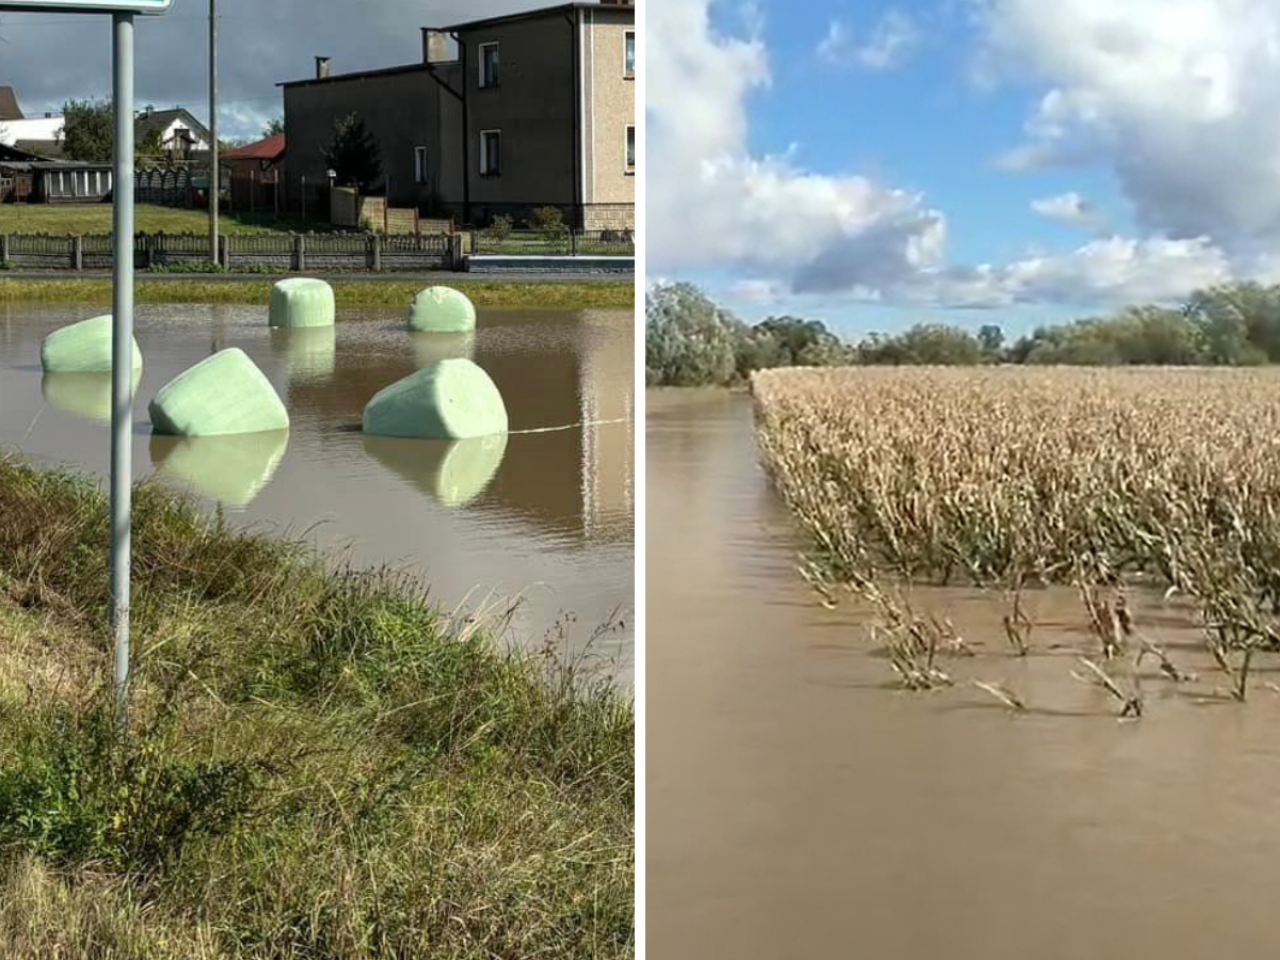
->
[0,234,9,266]
[219,234,229,270]
[72,235,83,271]
[294,234,306,272]
[571,230,579,257]
[451,234,463,271]
[371,233,382,273]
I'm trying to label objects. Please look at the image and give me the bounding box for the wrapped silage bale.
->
[269,277,336,328]
[149,348,289,437]
[41,315,143,374]
[362,358,507,440]
[407,286,476,333]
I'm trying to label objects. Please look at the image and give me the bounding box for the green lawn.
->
[0,204,331,236]
[0,278,635,309]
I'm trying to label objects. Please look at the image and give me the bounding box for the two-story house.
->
[280,0,635,231]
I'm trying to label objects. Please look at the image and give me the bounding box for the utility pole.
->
[208,0,218,264]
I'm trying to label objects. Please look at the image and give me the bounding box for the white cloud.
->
[652,0,1280,311]
[648,0,946,293]
[1030,191,1105,229]
[816,11,920,70]
[979,0,1280,265]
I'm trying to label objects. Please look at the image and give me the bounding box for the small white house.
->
[0,116,65,149]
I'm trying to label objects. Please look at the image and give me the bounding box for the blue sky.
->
[647,0,1280,339]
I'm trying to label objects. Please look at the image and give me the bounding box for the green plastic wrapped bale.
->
[362,358,507,440]
[41,315,143,374]
[412,331,475,369]
[407,286,476,333]
[149,348,289,437]
[363,433,507,508]
[42,368,143,423]
[269,278,336,328]
[150,429,289,508]
[271,326,337,384]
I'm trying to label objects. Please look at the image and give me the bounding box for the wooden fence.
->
[0,231,462,272]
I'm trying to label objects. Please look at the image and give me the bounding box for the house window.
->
[480,130,501,176]
[414,146,428,184]
[624,31,635,78]
[479,42,500,89]
[625,125,635,172]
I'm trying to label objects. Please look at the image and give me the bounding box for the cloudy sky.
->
[0,0,539,141]
[648,0,1280,334]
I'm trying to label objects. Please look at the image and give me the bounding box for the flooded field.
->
[0,303,634,676]
[647,388,1280,959]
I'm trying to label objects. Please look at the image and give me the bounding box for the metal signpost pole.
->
[0,0,171,733]
[111,10,135,732]
[209,0,218,264]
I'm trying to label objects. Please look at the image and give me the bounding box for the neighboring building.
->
[224,133,286,178]
[0,114,65,158]
[0,160,113,203]
[280,0,635,230]
[224,133,286,212]
[0,86,22,122]
[135,106,212,159]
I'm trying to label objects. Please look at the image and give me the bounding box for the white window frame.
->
[479,129,502,176]
[478,41,500,89]
[414,146,428,184]
[624,31,635,78]
[625,124,635,173]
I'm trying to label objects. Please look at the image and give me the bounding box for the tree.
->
[136,127,166,167]
[322,113,381,191]
[645,283,740,386]
[59,99,114,161]
[262,117,284,138]
[978,324,1005,361]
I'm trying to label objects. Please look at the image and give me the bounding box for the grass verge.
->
[0,279,634,310]
[0,454,634,959]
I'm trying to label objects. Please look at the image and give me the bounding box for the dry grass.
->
[752,366,1280,702]
[0,455,633,958]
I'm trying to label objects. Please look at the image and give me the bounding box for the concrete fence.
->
[0,231,464,273]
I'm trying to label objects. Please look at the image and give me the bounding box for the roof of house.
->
[0,87,23,122]
[224,133,285,161]
[13,139,63,160]
[135,107,211,145]
[437,1,632,33]
[278,2,632,89]
[0,142,41,163]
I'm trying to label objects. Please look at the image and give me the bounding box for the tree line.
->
[645,280,1280,386]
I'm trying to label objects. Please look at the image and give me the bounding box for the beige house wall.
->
[583,8,635,210]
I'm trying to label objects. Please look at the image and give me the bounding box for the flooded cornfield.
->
[0,303,634,678]
[648,388,1280,960]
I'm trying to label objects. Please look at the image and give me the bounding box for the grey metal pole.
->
[111,10,135,733]
[209,0,218,263]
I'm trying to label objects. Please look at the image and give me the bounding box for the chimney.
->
[316,56,331,79]
[422,28,452,64]
[44,111,52,119]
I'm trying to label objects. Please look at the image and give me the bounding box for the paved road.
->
[0,270,633,284]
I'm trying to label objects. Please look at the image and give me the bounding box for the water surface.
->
[0,303,634,676]
[647,388,1280,959]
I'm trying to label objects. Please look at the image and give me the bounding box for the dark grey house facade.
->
[280,0,635,229]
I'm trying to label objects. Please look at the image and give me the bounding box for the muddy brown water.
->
[0,304,633,678]
[648,388,1280,959]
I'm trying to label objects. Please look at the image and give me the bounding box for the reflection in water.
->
[648,389,1280,960]
[363,433,507,508]
[1,304,632,673]
[41,369,143,423]
[270,327,336,384]
[411,331,476,369]
[149,429,290,508]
